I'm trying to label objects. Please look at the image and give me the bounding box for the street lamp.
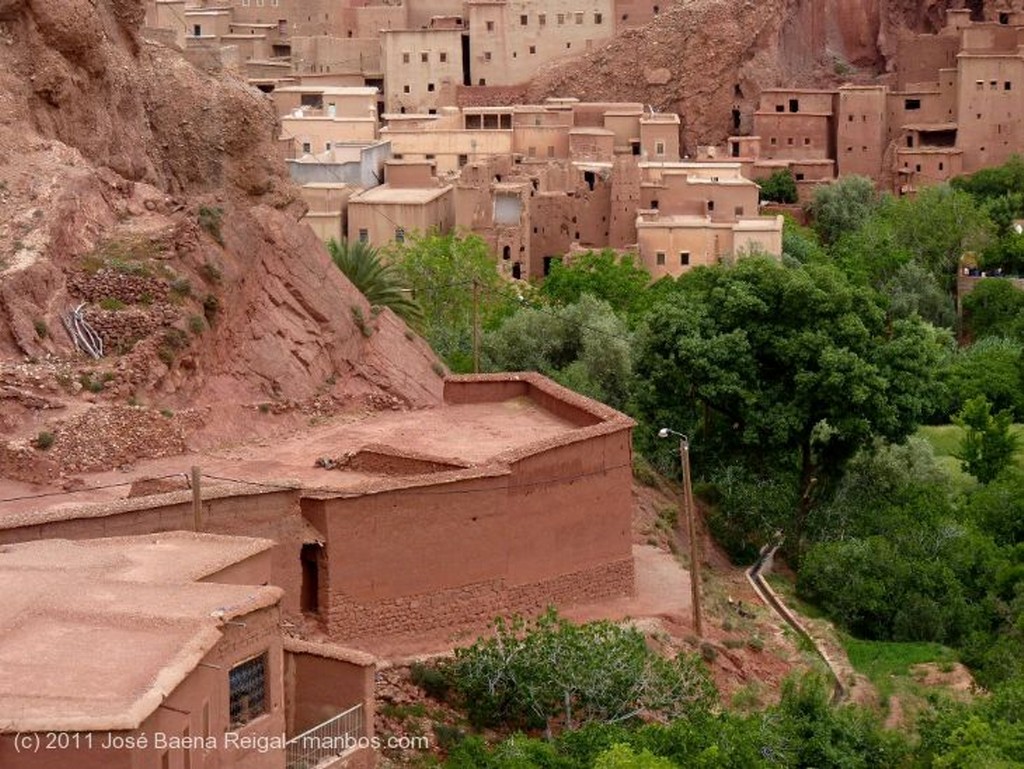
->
[658,427,703,637]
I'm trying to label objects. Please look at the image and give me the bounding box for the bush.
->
[758,169,799,204]
[98,297,127,311]
[33,319,48,339]
[198,206,224,245]
[410,662,451,701]
[203,294,220,322]
[188,315,205,335]
[35,431,54,450]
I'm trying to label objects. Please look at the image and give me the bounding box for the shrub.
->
[203,294,220,322]
[758,169,799,204]
[169,276,192,297]
[79,373,104,393]
[199,261,223,284]
[33,319,47,339]
[351,306,373,338]
[188,315,205,335]
[35,431,54,450]
[410,662,451,701]
[198,206,224,245]
[98,297,127,311]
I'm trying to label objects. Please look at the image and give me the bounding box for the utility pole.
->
[471,278,480,374]
[191,466,202,532]
[679,436,703,638]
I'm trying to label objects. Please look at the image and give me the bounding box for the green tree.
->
[808,175,878,245]
[540,250,652,320]
[388,232,518,371]
[633,258,946,547]
[781,216,828,265]
[326,238,422,323]
[945,336,1024,420]
[961,278,1024,342]
[758,169,799,204]
[484,295,633,409]
[955,395,1020,483]
[445,609,715,731]
[882,261,956,328]
[593,744,675,769]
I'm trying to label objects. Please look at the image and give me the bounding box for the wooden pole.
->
[191,466,202,532]
[680,438,703,637]
[471,278,480,374]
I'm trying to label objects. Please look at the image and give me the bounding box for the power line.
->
[0,474,185,505]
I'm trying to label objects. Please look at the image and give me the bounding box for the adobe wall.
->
[283,644,375,737]
[0,489,305,616]
[310,428,634,641]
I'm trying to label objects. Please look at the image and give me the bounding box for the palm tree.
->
[326,238,423,324]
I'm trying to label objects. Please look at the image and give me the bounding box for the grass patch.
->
[842,635,957,701]
[198,206,224,245]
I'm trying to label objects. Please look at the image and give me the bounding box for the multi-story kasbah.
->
[719,9,1024,197]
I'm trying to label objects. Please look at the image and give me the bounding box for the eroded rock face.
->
[0,0,443,477]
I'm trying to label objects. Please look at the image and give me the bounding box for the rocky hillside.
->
[526,0,1016,150]
[0,0,442,481]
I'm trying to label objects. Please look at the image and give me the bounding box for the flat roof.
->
[0,533,280,732]
[349,184,451,204]
[902,122,958,131]
[275,85,379,95]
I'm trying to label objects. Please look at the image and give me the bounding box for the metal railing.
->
[285,703,365,769]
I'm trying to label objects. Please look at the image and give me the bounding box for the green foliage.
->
[445,609,715,731]
[327,238,423,324]
[389,232,518,371]
[758,169,799,204]
[809,175,878,245]
[961,278,1024,342]
[955,395,1020,483]
[169,276,192,297]
[34,431,54,450]
[781,216,827,265]
[33,319,47,339]
[188,315,205,335]
[951,155,1024,201]
[203,294,220,322]
[410,662,451,701]
[198,206,224,244]
[540,250,651,320]
[882,261,956,328]
[632,257,946,548]
[484,294,633,409]
[945,337,1024,419]
[98,297,127,311]
[593,744,675,769]
[965,468,1024,545]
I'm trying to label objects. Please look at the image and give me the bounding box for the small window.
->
[1005,81,1012,91]
[575,12,584,24]
[529,45,536,54]
[421,52,429,63]
[655,252,666,266]
[734,206,744,216]
[775,104,784,112]
[358,229,368,242]
[520,13,528,24]
[301,141,311,154]
[991,80,998,90]
[795,172,805,181]
[847,115,854,122]
[440,52,447,63]
[395,228,405,243]
[539,13,546,25]
[788,98,799,112]
[770,137,777,145]
[427,82,435,92]
[650,199,659,209]
[1000,11,1010,23]
[655,141,665,155]
[939,162,944,171]
[402,52,410,64]
[803,137,810,145]
[547,145,555,157]
[193,24,202,36]
[787,137,794,145]
[976,80,984,90]
[484,51,492,61]
[325,142,331,151]
[707,200,715,211]
[229,654,268,729]
[906,135,913,147]
[679,251,690,265]
[403,84,410,93]
[595,12,603,23]
[904,98,921,110]
[486,20,495,31]
[479,78,486,85]
[557,13,565,24]
[915,164,922,172]
[457,154,468,165]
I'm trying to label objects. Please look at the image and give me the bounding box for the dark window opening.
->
[1005,81,1012,91]
[502,245,511,260]
[656,252,665,266]
[707,200,715,211]
[731,141,740,157]
[680,251,690,265]
[788,98,799,113]
[461,34,472,85]
[193,24,202,36]
[229,655,267,729]
[795,172,805,181]
[906,135,914,147]
[543,256,555,276]
[458,154,468,165]
[775,104,785,113]
[651,199,659,209]
[904,98,921,110]
[631,141,641,156]
[584,170,596,191]
[427,83,435,92]
[732,108,741,131]
[1000,11,1010,23]
[300,544,321,613]
[358,229,368,243]
[512,262,522,279]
